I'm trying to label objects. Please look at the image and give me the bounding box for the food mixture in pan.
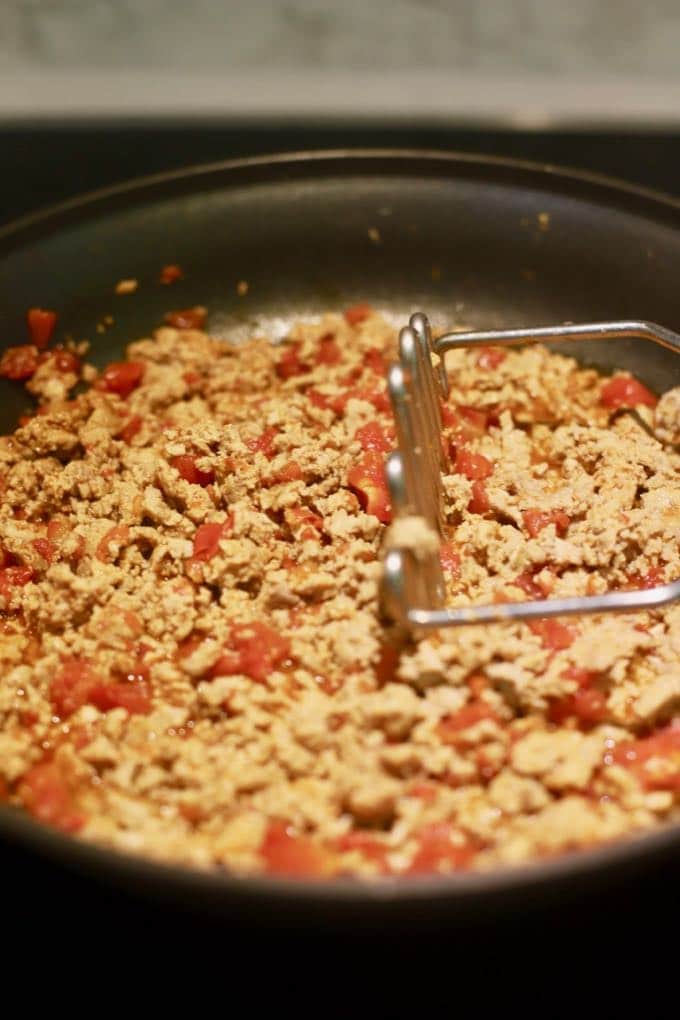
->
[0,302,678,877]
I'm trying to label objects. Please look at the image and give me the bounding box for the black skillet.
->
[0,150,678,928]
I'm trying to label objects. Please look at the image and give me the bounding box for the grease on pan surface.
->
[0,305,678,878]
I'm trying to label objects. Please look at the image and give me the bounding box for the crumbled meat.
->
[1,307,677,879]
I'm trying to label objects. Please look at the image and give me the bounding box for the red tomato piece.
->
[354,421,392,453]
[407,823,476,875]
[97,361,145,398]
[171,454,215,487]
[331,387,391,415]
[260,821,336,877]
[27,308,57,349]
[468,480,490,515]
[245,425,279,459]
[315,334,341,365]
[0,345,38,380]
[439,541,461,578]
[335,830,389,869]
[159,264,183,284]
[347,451,392,523]
[513,569,548,599]
[528,618,578,650]
[164,306,207,330]
[363,347,386,375]
[275,342,309,380]
[307,388,333,412]
[210,622,291,683]
[344,303,373,326]
[287,507,324,537]
[271,460,304,484]
[117,414,143,444]
[32,537,57,564]
[523,509,570,538]
[600,375,657,409]
[0,565,34,600]
[455,448,493,481]
[477,347,507,371]
[456,405,489,434]
[39,347,81,374]
[191,519,233,562]
[610,722,680,791]
[551,688,609,728]
[88,679,151,715]
[438,702,496,742]
[625,565,665,590]
[19,762,86,833]
[50,658,97,718]
[96,525,129,563]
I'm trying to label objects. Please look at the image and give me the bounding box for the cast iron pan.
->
[0,150,678,926]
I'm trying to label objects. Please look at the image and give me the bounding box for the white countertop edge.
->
[2,68,680,128]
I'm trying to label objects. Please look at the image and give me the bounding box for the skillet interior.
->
[0,150,678,923]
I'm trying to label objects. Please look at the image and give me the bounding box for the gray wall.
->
[2,1,680,124]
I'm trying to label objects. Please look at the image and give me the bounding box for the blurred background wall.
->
[2,0,680,126]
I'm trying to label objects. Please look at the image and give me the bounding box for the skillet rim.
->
[0,147,678,910]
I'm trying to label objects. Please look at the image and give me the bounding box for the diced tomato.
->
[438,701,496,742]
[625,565,665,590]
[260,821,336,877]
[0,565,34,600]
[407,823,476,875]
[96,361,145,398]
[363,347,386,375]
[523,508,570,538]
[513,569,550,599]
[477,347,507,371]
[344,303,373,326]
[159,264,183,284]
[600,375,657,409]
[0,345,38,380]
[32,537,57,564]
[164,306,207,330]
[315,334,341,365]
[287,506,324,538]
[609,722,680,791]
[245,425,279,459]
[332,387,391,416]
[347,450,391,523]
[209,621,291,683]
[270,460,303,484]
[307,388,333,412]
[528,618,578,651]
[335,830,389,869]
[549,669,607,728]
[468,480,490,515]
[19,762,86,833]
[276,342,309,380]
[191,518,233,562]
[50,658,97,718]
[117,414,143,444]
[96,525,129,563]
[38,347,80,374]
[27,308,57,349]
[354,421,392,453]
[88,679,151,715]
[455,449,493,481]
[456,405,489,434]
[408,782,438,803]
[171,454,215,487]
[439,541,461,578]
